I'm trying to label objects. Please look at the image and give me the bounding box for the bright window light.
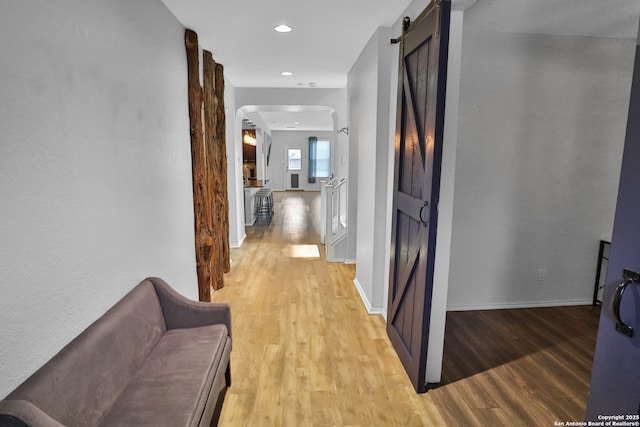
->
[315,140,331,178]
[274,24,293,33]
[288,148,302,171]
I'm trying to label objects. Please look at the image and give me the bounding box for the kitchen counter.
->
[243,180,270,225]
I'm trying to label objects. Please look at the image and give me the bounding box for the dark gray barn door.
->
[387,0,451,394]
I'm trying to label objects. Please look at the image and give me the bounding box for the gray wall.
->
[346,0,636,315]
[0,0,198,397]
[447,29,635,309]
[348,27,393,312]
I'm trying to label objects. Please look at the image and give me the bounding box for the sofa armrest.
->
[147,277,231,339]
[0,400,66,427]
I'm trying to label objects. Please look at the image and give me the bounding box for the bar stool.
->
[254,189,273,225]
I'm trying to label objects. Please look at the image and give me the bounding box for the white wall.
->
[0,0,198,398]
[255,127,267,181]
[268,131,335,191]
[447,28,635,309]
[224,78,246,248]
[348,27,394,312]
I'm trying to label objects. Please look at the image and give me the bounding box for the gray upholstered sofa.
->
[0,277,232,427]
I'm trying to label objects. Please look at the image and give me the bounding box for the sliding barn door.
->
[387,0,450,393]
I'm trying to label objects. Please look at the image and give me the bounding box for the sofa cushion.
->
[6,281,166,426]
[98,324,229,427]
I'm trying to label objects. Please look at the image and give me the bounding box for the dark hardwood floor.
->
[430,305,601,426]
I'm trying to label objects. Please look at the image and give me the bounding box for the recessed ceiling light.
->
[294,121,300,125]
[274,24,293,33]
[281,71,293,76]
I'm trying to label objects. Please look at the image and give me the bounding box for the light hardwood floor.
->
[212,191,600,426]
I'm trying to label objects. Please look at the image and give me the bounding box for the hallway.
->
[212,192,600,426]
[212,191,446,426]
[1,0,630,417]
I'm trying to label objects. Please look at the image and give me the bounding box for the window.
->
[315,140,331,178]
[308,138,331,184]
[288,148,302,170]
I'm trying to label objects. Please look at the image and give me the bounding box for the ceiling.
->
[161,0,414,89]
[161,0,416,132]
[161,0,640,132]
[239,105,336,132]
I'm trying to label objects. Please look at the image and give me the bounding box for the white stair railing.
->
[324,177,348,262]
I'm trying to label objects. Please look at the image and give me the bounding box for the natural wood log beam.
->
[185,29,214,301]
[203,50,224,290]
[214,62,231,273]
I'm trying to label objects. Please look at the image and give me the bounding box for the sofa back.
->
[5,281,167,426]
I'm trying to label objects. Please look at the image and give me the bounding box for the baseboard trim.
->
[447,299,593,312]
[352,278,385,315]
[352,278,371,311]
[230,233,246,249]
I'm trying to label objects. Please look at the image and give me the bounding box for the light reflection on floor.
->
[282,244,320,258]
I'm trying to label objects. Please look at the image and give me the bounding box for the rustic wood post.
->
[214,62,231,273]
[185,29,214,301]
[203,50,224,290]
